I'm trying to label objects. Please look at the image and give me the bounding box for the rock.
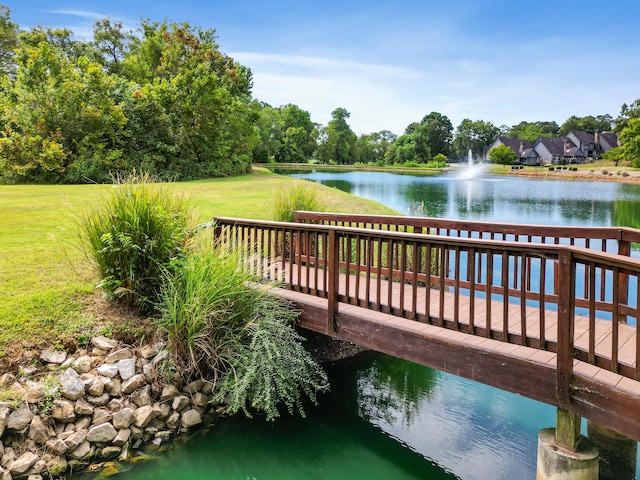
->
[142,363,157,381]
[28,416,49,445]
[109,378,122,396]
[184,379,204,394]
[73,356,93,374]
[1,447,15,468]
[0,440,3,457]
[74,398,94,416]
[132,385,152,407]
[180,409,202,429]
[172,395,190,412]
[117,358,136,380]
[100,446,121,459]
[8,452,38,475]
[51,399,76,423]
[0,408,9,438]
[92,409,111,426]
[192,392,209,408]
[62,429,87,451]
[59,368,85,400]
[45,438,68,455]
[106,348,133,364]
[151,350,170,365]
[153,403,170,420]
[91,336,118,350]
[7,407,34,431]
[129,425,143,440]
[87,377,106,396]
[0,467,9,480]
[202,382,213,395]
[86,392,110,406]
[140,344,157,359]
[107,398,123,412]
[87,423,117,443]
[96,363,119,378]
[133,405,154,428]
[155,430,172,443]
[74,417,92,430]
[68,440,91,460]
[26,457,45,475]
[39,349,67,364]
[24,381,45,404]
[28,475,44,480]
[160,385,179,402]
[112,428,131,447]
[112,408,134,429]
[121,374,146,394]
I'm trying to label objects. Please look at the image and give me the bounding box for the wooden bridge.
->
[213,211,640,449]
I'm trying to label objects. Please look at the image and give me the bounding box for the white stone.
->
[117,358,136,380]
[59,368,85,400]
[106,348,133,364]
[88,378,106,396]
[112,428,131,447]
[97,363,119,378]
[73,356,93,373]
[68,440,91,460]
[74,398,94,416]
[39,349,67,364]
[62,429,87,451]
[7,407,34,431]
[121,374,146,394]
[180,409,202,429]
[8,452,38,475]
[91,336,118,350]
[133,405,154,428]
[87,423,117,443]
[112,408,134,429]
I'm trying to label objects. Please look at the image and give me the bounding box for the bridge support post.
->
[536,409,599,480]
[587,420,637,480]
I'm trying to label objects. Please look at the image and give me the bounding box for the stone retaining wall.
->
[0,336,213,479]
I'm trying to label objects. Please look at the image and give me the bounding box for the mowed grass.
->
[0,168,396,367]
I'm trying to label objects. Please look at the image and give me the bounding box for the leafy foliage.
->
[271,181,326,222]
[488,144,517,165]
[157,242,328,420]
[80,173,192,313]
[453,118,500,160]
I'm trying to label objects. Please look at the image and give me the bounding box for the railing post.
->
[556,248,575,409]
[618,234,630,323]
[327,229,340,334]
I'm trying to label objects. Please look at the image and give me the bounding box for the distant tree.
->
[614,99,640,132]
[453,118,500,159]
[278,103,316,160]
[559,115,612,135]
[385,122,431,164]
[318,108,357,164]
[508,121,559,142]
[0,4,18,76]
[488,144,517,165]
[252,102,282,162]
[20,26,96,61]
[420,111,453,157]
[356,130,396,164]
[432,153,448,166]
[92,18,133,75]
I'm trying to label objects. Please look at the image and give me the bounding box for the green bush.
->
[157,241,328,419]
[81,172,192,313]
[271,181,325,222]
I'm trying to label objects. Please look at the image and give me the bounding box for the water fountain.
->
[456,149,485,180]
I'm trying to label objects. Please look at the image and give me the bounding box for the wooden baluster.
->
[327,229,339,333]
[502,251,509,342]
[556,249,576,409]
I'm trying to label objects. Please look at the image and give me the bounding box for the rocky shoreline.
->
[0,335,214,479]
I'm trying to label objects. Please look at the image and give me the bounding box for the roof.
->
[496,137,533,155]
[569,130,594,145]
[535,137,567,155]
[599,131,618,147]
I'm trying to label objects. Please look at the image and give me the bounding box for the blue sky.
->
[6,0,640,135]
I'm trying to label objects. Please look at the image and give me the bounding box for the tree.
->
[614,99,640,132]
[355,130,396,164]
[453,119,500,159]
[0,4,18,77]
[277,104,316,161]
[385,124,430,164]
[92,18,133,75]
[420,112,453,157]
[559,115,612,135]
[488,144,517,165]
[508,121,559,142]
[318,108,357,164]
[619,118,640,167]
[252,102,283,163]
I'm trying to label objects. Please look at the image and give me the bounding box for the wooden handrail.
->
[213,216,640,394]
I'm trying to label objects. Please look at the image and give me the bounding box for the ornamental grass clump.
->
[81,172,192,314]
[157,241,329,420]
[271,180,325,222]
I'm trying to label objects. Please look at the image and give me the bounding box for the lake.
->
[84,170,640,479]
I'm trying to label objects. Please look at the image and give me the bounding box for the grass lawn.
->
[0,168,396,371]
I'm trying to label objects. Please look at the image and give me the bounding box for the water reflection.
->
[283,170,640,228]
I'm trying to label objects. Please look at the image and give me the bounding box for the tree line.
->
[0,5,639,183]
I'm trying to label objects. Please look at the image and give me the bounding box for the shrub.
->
[271,181,325,222]
[157,241,328,419]
[81,172,193,313]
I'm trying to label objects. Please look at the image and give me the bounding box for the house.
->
[485,137,533,163]
[486,130,618,165]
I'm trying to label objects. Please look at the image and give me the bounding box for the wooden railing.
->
[213,217,640,397]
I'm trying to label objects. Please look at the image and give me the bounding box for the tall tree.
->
[453,119,500,159]
[92,18,133,75]
[614,99,640,132]
[0,4,18,77]
[420,112,453,157]
[619,118,640,168]
[508,121,559,142]
[355,130,396,164]
[278,103,316,159]
[559,115,612,135]
[319,108,357,164]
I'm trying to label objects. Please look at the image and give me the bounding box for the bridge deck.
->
[277,264,638,372]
